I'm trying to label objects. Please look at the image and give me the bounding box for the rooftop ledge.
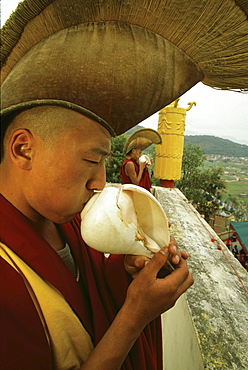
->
[152,186,248,370]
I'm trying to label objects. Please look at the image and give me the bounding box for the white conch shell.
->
[139,154,151,165]
[81,184,170,258]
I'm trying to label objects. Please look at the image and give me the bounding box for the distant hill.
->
[184,135,248,157]
[126,125,144,136]
[126,127,248,157]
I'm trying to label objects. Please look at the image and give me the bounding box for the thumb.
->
[145,247,170,274]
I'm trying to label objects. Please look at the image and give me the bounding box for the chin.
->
[54,213,77,225]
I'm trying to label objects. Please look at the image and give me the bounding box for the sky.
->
[141,83,248,146]
[1,0,248,146]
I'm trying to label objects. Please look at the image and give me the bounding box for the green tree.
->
[105,134,127,183]
[176,143,226,222]
[196,167,226,220]
[181,142,205,176]
[175,143,204,202]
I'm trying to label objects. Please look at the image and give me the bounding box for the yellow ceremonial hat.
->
[124,129,162,154]
[1,0,247,136]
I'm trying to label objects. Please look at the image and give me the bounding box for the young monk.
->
[0,105,193,369]
[120,129,162,192]
[120,147,151,191]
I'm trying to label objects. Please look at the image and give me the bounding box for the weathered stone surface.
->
[153,186,248,370]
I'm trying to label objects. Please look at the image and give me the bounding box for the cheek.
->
[23,148,88,222]
[32,148,89,198]
[35,153,71,188]
[26,172,84,223]
[39,168,80,197]
[39,163,88,208]
[28,159,71,203]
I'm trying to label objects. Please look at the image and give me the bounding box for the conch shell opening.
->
[81,184,170,258]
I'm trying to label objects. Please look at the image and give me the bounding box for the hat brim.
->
[124,128,162,153]
[1,0,247,136]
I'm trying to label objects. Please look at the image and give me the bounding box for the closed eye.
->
[83,148,110,165]
[85,159,100,165]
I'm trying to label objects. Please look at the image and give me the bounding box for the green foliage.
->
[196,167,226,219]
[181,143,205,176]
[105,134,127,183]
[176,143,226,222]
[203,157,248,219]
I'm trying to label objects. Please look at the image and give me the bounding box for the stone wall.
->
[153,187,248,370]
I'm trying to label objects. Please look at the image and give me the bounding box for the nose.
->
[86,163,106,191]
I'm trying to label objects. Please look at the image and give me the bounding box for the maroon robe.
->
[120,158,152,192]
[0,194,162,369]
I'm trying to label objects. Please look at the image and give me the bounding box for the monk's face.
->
[131,148,142,161]
[21,114,111,224]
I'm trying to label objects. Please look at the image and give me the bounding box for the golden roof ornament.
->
[154,98,196,185]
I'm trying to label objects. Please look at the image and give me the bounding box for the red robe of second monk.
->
[120,158,152,192]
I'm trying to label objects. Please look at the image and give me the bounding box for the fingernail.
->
[124,264,137,270]
[174,255,180,263]
[144,260,150,266]
[160,247,169,255]
[172,245,177,253]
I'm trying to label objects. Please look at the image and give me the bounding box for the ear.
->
[9,129,34,170]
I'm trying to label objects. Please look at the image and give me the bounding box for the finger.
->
[168,239,180,265]
[170,250,189,266]
[173,270,194,297]
[168,238,178,256]
[158,259,194,305]
[181,251,189,260]
[124,255,150,275]
[166,257,193,289]
[167,235,189,265]
[125,255,150,269]
[170,253,180,265]
[169,236,178,248]
[144,247,170,276]
[163,271,194,304]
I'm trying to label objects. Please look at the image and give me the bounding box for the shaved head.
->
[1,106,86,161]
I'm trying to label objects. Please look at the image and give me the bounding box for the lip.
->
[80,190,102,213]
[81,193,94,210]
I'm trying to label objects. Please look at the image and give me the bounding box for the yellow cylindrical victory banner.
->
[154,99,195,186]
